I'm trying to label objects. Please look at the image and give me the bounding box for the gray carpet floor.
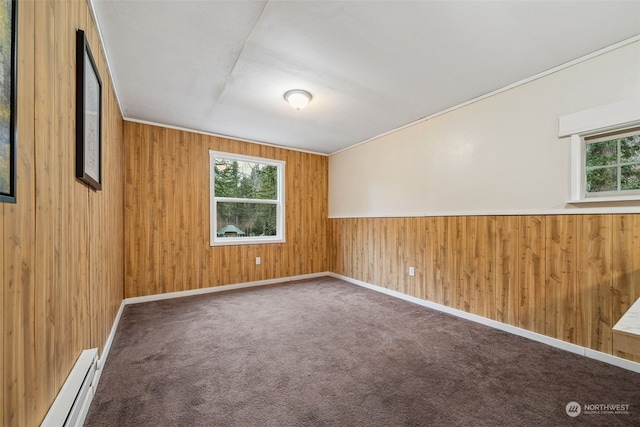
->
[85,276,640,426]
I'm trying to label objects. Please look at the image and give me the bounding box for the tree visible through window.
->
[585,128,640,196]
[210,151,285,245]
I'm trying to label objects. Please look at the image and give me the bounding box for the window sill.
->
[568,195,640,205]
[211,237,285,247]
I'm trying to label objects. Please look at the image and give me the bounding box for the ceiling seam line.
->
[209,0,270,115]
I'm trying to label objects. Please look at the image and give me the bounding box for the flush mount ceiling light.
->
[284,89,312,110]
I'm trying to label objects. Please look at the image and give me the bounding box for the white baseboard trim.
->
[328,272,640,374]
[123,272,331,305]
[93,300,126,387]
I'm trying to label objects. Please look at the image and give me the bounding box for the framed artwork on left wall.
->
[0,0,18,203]
[76,29,102,191]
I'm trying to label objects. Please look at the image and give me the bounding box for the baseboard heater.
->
[41,348,99,427]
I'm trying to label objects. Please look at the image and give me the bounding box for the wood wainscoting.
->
[330,214,640,363]
[124,122,330,298]
[1,0,125,425]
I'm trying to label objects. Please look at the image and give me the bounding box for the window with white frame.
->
[584,127,640,197]
[559,97,640,203]
[209,151,285,246]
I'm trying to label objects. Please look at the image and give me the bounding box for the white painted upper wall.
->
[329,40,640,218]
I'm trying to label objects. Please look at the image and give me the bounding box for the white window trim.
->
[209,151,285,246]
[559,97,640,203]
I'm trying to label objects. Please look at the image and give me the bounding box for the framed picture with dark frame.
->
[76,29,102,191]
[0,0,18,203]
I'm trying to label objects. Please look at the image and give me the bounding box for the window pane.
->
[216,202,277,237]
[586,140,617,167]
[214,159,277,200]
[621,164,640,191]
[620,134,640,163]
[586,167,617,193]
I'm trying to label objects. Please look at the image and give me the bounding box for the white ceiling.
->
[91,1,640,155]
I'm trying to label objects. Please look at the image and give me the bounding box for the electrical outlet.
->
[409,266,415,277]
[256,257,261,265]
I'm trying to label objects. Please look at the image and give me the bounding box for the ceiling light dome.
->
[284,89,312,110]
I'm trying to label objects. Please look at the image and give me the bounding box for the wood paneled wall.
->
[1,1,124,425]
[330,215,640,363]
[1,2,636,425]
[124,122,329,298]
